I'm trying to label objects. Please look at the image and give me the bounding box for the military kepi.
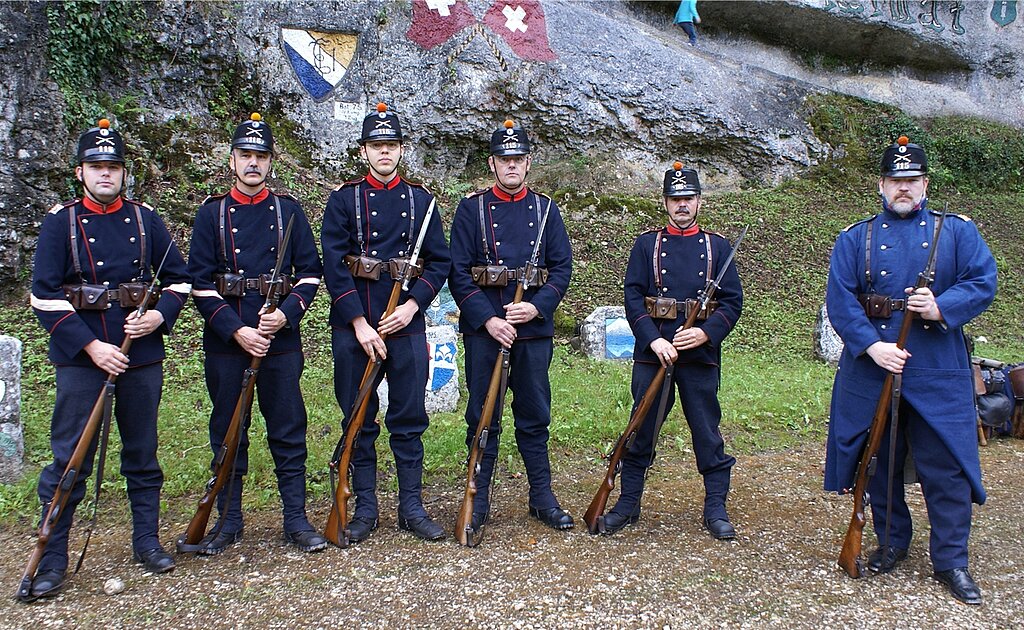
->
[77,118,125,164]
[490,119,531,156]
[664,161,701,197]
[231,112,274,153]
[360,102,404,144]
[881,135,927,178]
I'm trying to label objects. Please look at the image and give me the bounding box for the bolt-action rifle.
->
[456,197,553,546]
[838,209,947,578]
[323,199,437,547]
[176,215,295,553]
[583,226,747,534]
[16,242,174,601]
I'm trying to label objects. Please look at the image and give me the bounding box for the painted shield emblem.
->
[429,341,458,391]
[281,28,358,101]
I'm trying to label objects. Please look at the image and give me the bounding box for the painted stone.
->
[377,325,461,414]
[576,306,635,361]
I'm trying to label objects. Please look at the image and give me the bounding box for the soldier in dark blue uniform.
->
[825,137,997,604]
[27,119,191,599]
[321,103,451,542]
[189,113,326,554]
[448,119,574,533]
[606,163,742,539]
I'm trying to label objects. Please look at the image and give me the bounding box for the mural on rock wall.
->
[825,0,1019,32]
[407,0,558,69]
[281,28,359,102]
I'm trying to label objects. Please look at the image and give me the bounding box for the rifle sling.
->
[73,380,115,574]
[645,365,677,471]
[882,373,902,555]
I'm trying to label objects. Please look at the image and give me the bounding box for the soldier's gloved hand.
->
[257,308,287,336]
[233,326,272,358]
[124,309,165,339]
[650,338,678,367]
[485,316,517,349]
[85,339,129,375]
[905,286,943,321]
[672,326,709,351]
[353,316,387,360]
[503,301,539,326]
[866,341,911,374]
[378,300,418,337]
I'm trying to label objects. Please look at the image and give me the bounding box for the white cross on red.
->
[426,0,457,17]
[502,4,528,33]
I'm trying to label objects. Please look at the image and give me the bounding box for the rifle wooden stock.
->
[176,357,260,551]
[837,211,945,578]
[456,349,510,546]
[324,281,402,547]
[15,337,128,600]
[454,275,528,546]
[583,366,668,534]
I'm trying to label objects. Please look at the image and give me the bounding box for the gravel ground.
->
[1,439,1022,629]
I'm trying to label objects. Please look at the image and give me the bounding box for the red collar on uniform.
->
[665,223,699,237]
[492,185,528,202]
[81,196,124,214]
[230,187,270,205]
[366,173,402,190]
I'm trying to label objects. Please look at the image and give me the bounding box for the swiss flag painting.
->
[406,0,476,49]
[482,1,557,61]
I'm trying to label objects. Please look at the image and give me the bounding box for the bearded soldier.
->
[825,137,997,604]
[448,119,574,536]
[321,103,451,543]
[189,113,325,555]
[25,119,191,599]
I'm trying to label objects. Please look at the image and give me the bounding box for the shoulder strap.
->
[533,193,545,264]
[353,185,365,255]
[272,194,284,254]
[68,203,83,280]
[405,184,416,251]
[703,231,713,280]
[218,197,231,271]
[864,218,875,292]
[652,230,663,290]
[131,202,147,280]
[477,194,491,264]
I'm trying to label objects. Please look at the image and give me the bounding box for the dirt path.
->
[1,440,1022,629]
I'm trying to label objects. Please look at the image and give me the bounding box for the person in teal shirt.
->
[674,0,700,46]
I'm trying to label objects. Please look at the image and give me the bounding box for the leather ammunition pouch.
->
[644,296,678,320]
[387,257,425,282]
[214,272,246,297]
[683,298,719,321]
[644,297,719,321]
[344,254,384,281]
[214,273,293,298]
[64,283,160,310]
[1010,365,1024,401]
[470,265,548,288]
[858,293,905,319]
[345,255,425,282]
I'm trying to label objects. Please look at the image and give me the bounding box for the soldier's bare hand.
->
[503,301,539,326]
[866,341,911,374]
[378,300,418,337]
[233,326,271,357]
[84,339,129,375]
[905,286,942,321]
[257,308,287,336]
[353,316,387,360]
[650,338,677,367]
[485,316,517,349]
[124,309,164,339]
[672,326,709,351]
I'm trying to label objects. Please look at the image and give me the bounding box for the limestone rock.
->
[0,335,24,483]
[577,306,634,361]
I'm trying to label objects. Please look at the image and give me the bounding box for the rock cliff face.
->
[0,0,1020,293]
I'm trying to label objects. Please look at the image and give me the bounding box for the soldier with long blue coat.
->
[824,137,997,605]
[27,119,191,599]
[448,119,574,534]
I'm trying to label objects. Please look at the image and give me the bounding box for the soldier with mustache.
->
[824,137,997,604]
